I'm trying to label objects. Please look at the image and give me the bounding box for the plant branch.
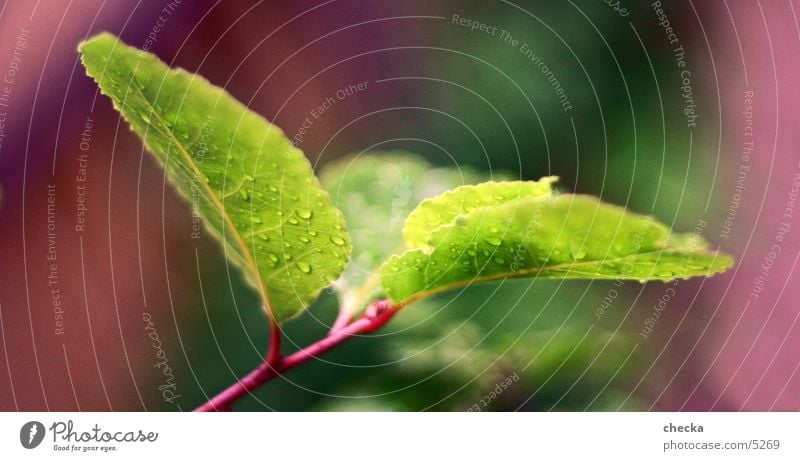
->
[194,300,397,412]
[266,321,282,366]
[330,272,385,335]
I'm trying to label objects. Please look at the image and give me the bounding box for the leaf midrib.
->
[393,248,725,306]
[126,73,274,318]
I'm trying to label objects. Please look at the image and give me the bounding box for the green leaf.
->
[79,33,350,323]
[403,177,557,248]
[381,191,733,304]
[320,152,485,314]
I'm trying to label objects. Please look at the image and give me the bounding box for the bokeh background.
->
[1,0,798,411]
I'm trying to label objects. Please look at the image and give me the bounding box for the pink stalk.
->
[266,321,282,366]
[329,305,354,334]
[194,300,397,412]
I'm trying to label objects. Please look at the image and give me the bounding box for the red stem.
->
[194,300,397,412]
[266,321,282,365]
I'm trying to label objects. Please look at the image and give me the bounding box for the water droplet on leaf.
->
[484,236,502,246]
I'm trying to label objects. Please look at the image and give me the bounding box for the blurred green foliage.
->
[161,2,714,411]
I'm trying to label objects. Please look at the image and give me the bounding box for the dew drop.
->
[267,253,279,263]
[257,233,269,241]
[250,217,262,224]
[330,236,346,246]
[296,209,312,219]
[296,261,312,274]
[484,236,502,246]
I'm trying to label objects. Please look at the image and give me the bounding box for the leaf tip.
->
[77,31,117,55]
